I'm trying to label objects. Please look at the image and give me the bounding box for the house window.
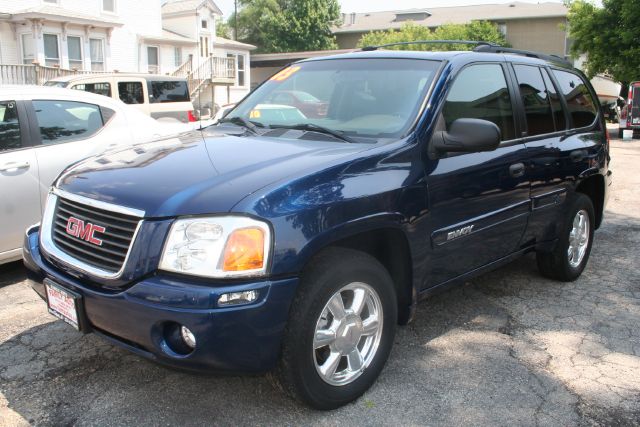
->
[21,34,35,65]
[199,36,209,57]
[43,34,60,67]
[201,19,208,29]
[497,23,507,36]
[89,38,105,71]
[227,53,246,87]
[67,36,83,70]
[103,0,115,12]
[174,47,182,67]
[147,46,159,74]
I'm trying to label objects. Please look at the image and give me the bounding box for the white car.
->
[0,85,183,265]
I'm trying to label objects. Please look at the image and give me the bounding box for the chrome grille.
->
[51,196,140,274]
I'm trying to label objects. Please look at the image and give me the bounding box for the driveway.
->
[1,140,639,426]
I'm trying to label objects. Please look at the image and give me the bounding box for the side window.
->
[443,64,515,141]
[32,100,104,144]
[118,81,144,104]
[71,82,112,98]
[0,101,22,152]
[148,81,190,104]
[551,69,598,128]
[540,68,566,130]
[514,65,555,136]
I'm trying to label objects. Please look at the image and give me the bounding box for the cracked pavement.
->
[1,139,639,426]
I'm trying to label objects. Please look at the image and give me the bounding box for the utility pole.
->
[234,0,238,40]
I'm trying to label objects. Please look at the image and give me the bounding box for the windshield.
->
[226,58,441,139]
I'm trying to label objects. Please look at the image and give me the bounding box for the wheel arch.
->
[576,174,605,229]
[297,219,415,326]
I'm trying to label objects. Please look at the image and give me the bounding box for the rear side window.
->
[551,70,598,128]
[540,68,566,130]
[118,82,144,104]
[443,64,515,141]
[514,65,555,136]
[0,101,21,151]
[148,81,190,103]
[72,82,112,98]
[32,100,104,144]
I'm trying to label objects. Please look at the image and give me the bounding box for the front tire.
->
[277,247,397,409]
[537,193,595,281]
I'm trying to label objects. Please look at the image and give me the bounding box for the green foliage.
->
[567,0,640,84]
[358,21,510,51]
[232,0,341,53]
[216,17,232,38]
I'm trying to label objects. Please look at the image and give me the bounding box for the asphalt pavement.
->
[1,138,639,426]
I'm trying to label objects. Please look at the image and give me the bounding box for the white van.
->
[45,74,197,125]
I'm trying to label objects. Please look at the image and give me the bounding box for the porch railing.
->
[171,56,236,97]
[0,63,101,85]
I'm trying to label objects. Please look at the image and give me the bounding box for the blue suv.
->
[23,44,612,409]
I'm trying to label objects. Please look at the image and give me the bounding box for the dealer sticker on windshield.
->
[270,66,301,82]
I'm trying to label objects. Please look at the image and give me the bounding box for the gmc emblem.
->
[65,217,106,246]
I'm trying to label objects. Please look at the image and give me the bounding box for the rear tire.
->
[276,247,397,409]
[536,193,595,281]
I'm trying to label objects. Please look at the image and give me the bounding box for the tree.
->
[567,0,640,84]
[216,17,232,38]
[232,0,341,53]
[358,21,509,51]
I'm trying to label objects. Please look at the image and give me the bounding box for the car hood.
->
[55,130,372,217]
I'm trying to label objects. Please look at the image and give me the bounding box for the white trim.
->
[146,45,160,74]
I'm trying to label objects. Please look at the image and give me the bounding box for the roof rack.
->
[361,40,574,67]
[361,40,498,51]
[472,44,573,66]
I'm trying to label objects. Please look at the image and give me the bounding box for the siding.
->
[504,17,567,57]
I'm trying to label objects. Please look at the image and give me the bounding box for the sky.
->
[213,0,575,18]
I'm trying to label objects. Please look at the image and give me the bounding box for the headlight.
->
[159,216,271,278]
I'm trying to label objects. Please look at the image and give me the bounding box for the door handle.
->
[509,162,525,178]
[570,150,587,163]
[0,161,30,172]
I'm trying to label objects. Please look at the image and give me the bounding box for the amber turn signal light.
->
[222,228,265,271]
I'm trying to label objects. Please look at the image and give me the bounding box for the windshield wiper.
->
[271,123,355,143]
[219,116,263,134]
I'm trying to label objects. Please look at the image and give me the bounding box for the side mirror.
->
[432,118,501,153]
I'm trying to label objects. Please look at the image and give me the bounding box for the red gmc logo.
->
[65,217,106,246]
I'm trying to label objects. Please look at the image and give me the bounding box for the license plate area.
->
[44,279,87,332]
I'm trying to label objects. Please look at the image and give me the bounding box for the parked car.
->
[618,81,640,137]
[263,90,329,118]
[44,74,197,127]
[0,86,181,265]
[24,45,611,410]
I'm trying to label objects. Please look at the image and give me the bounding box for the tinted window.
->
[0,101,21,151]
[118,81,144,104]
[540,68,566,130]
[552,70,598,128]
[514,65,555,136]
[72,82,112,97]
[148,81,190,103]
[443,64,515,141]
[33,100,104,144]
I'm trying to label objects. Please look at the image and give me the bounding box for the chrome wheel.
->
[568,209,590,268]
[313,282,383,386]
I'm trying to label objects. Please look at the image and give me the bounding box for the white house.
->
[0,0,254,108]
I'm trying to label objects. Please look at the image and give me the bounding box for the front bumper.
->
[23,226,298,373]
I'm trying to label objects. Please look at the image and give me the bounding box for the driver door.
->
[424,63,531,288]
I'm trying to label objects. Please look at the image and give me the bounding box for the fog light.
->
[180,326,196,349]
[218,290,258,306]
